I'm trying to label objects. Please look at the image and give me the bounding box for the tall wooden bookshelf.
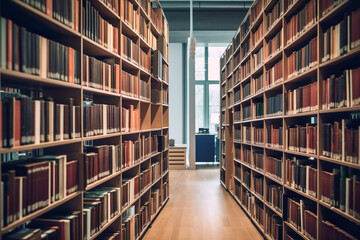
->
[220,0,360,239]
[0,0,169,239]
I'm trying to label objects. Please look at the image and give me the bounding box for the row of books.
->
[151,162,161,182]
[150,7,161,31]
[234,88,241,104]
[322,119,359,164]
[253,73,264,94]
[243,81,251,99]
[122,104,140,132]
[322,68,360,110]
[286,0,317,45]
[241,15,251,40]
[254,151,264,171]
[265,59,283,88]
[244,170,251,189]
[163,88,169,105]
[83,187,121,238]
[1,91,81,148]
[254,203,264,229]
[253,47,264,70]
[285,81,318,115]
[140,48,151,72]
[252,21,264,47]
[243,125,251,143]
[253,101,264,118]
[83,101,120,137]
[243,105,251,120]
[122,175,140,209]
[84,145,121,185]
[2,154,78,227]
[265,0,282,32]
[140,79,150,101]
[254,127,264,144]
[83,0,119,54]
[287,37,317,79]
[140,169,151,192]
[234,67,241,86]
[254,176,264,197]
[266,93,283,116]
[251,0,262,24]
[320,166,360,219]
[267,125,283,148]
[265,29,282,60]
[19,0,80,30]
[121,69,139,97]
[235,145,241,160]
[234,108,241,122]
[0,18,81,84]
[286,197,317,240]
[243,147,251,166]
[321,219,358,240]
[122,34,139,64]
[242,59,251,80]
[4,211,82,240]
[123,140,141,168]
[287,124,317,155]
[285,157,317,197]
[242,38,250,59]
[82,54,120,92]
[320,0,346,17]
[234,128,241,141]
[265,210,282,240]
[322,8,360,63]
[266,156,283,181]
[150,188,162,216]
[121,0,139,32]
[235,163,241,180]
[151,88,162,104]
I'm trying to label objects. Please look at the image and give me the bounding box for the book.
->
[121,69,139,98]
[266,156,283,181]
[121,104,140,132]
[285,81,318,114]
[266,0,283,32]
[266,93,283,116]
[265,59,283,88]
[265,29,282,60]
[267,124,283,148]
[287,124,317,154]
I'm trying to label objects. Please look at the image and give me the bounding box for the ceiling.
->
[159,0,252,43]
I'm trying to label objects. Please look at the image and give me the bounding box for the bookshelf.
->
[220,0,360,239]
[0,0,169,239]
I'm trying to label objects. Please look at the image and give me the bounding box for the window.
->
[195,44,226,133]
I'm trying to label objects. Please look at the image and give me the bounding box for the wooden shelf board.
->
[0,69,82,89]
[264,15,283,40]
[82,86,121,97]
[89,212,121,240]
[83,36,120,59]
[264,80,283,93]
[284,22,317,52]
[122,57,140,71]
[319,200,360,225]
[284,111,317,118]
[284,0,308,19]
[319,105,360,114]
[1,192,81,234]
[319,47,360,69]
[251,37,264,55]
[265,174,283,185]
[252,167,264,175]
[264,48,282,66]
[240,51,251,66]
[82,132,121,141]
[284,66,317,84]
[283,149,317,159]
[284,184,317,202]
[0,138,82,154]
[85,171,122,191]
[121,19,139,39]
[234,175,242,183]
[319,0,350,24]
[264,201,283,218]
[89,0,120,21]
[264,145,284,152]
[284,220,311,240]
[251,11,263,30]
[319,156,360,170]
[252,63,264,77]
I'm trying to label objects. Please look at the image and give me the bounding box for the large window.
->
[195,44,226,133]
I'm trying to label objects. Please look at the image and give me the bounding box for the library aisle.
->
[143,169,263,240]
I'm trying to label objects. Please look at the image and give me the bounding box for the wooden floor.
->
[143,169,263,240]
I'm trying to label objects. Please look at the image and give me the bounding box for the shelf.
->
[265,174,283,185]
[319,105,360,114]
[284,221,311,240]
[83,36,121,59]
[319,0,351,24]
[284,111,317,118]
[0,69,82,89]
[82,86,121,97]
[319,46,360,69]
[284,184,317,202]
[89,212,122,240]
[264,201,283,218]
[252,63,264,77]
[319,156,360,170]
[264,15,283,40]
[252,167,264,175]
[264,48,282,67]
[252,143,265,149]
[86,171,122,191]
[234,175,242,183]
[1,192,81,234]
[284,149,317,159]
[284,22,317,52]
[264,114,283,120]
[264,80,283,93]
[264,145,284,152]
[251,11,263,30]
[251,37,264,55]
[284,66,317,84]
[122,57,140,70]
[0,138,82,154]
[121,19,139,39]
[284,0,308,19]
[89,0,121,21]
[319,200,360,225]
[82,132,121,141]
[240,74,252,84]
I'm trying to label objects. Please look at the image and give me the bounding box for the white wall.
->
[169,43,184,144]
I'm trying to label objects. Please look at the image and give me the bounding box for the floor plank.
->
[143,169,264,240]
